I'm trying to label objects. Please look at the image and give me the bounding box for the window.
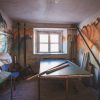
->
[39,32,61,53]
[0,31,7,52]
[34,28,67,54]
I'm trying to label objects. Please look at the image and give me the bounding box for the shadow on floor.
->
[0,79,99,100]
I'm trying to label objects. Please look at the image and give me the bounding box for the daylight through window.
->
[34,28,67,54]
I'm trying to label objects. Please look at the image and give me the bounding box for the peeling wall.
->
[13,23,77,73]
[78,11,100,67]
[77,11,100,87]
[0,9,12,32]
[80,10,100,28]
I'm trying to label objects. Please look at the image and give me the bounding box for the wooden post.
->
[38,76,40,100]
[24,23,26,66]
[17,23,20,63]
[65,79,68,100]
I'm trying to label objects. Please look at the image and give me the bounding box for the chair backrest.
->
[1,64,10,71]
[86,63,96,87]
[86,63,95,73]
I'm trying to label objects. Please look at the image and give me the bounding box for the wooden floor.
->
[0,79,99,100]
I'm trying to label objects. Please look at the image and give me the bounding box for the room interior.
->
[0,0,100,100]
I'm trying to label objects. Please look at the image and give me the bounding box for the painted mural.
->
[77,18,100,68]
[13,26,33,49]
[13,26,33,65]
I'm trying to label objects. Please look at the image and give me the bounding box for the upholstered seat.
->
[1,64,20,90]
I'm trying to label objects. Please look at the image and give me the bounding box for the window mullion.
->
[37,33,40,53]
[59,33,61,53]
[48,33,50,53]
[59,32,63,53]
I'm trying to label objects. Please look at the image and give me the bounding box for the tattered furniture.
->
[1,63,20,90]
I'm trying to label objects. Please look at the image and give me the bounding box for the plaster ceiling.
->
[0,0,100,24]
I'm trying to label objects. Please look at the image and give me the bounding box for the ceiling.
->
[0,0,100,24]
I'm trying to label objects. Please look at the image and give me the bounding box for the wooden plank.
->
[17,23,20,63]
[24,23,26,66]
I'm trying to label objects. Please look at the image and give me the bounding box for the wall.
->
[78,11,100,67]
[77,11,100,87]
[80,10,100,28]
[0,9,12,32]
[13,23,77,73]
[0,9,13,54]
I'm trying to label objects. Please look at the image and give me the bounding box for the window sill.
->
[33,53,67,55]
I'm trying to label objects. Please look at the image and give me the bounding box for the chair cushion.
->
[11,72,20,78]
[2,64,10,71]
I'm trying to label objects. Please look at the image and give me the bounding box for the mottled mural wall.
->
[0,10,13,54]
[13,23,77,73]
[13,26,68,64]
[13,24,33,66]
[77,18,100,68]
[77,18,100,87]
[0,9,12,32]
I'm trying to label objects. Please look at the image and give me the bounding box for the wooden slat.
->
[17,23,20,63]
[24,23,26,66]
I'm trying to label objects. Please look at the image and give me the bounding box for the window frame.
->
[37,31,63,53]
[34,28,67,54]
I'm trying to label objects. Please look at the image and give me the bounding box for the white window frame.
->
[33,28,67,54]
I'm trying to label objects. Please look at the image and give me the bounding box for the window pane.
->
[40,44,48,52]
[40,34,48,43]
[50,44,59,52]
[50,34,59,43]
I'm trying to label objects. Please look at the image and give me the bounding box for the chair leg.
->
[13,78,16,90]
